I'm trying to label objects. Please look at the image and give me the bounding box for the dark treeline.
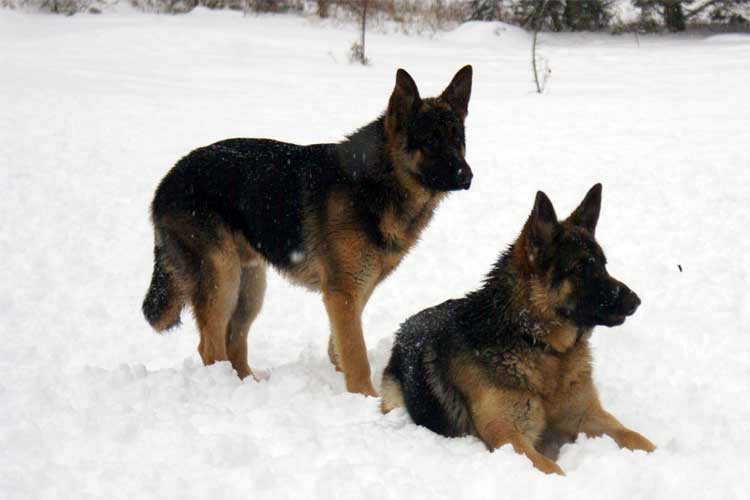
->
[469,0,749,32]
[4,0,749,32]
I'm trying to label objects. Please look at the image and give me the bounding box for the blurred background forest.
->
[2,0,749,34]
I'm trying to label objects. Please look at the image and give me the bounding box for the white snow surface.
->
[2,9,750,500]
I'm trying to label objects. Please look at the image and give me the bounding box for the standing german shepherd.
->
[142,66,473,396]
[381,184,655,474]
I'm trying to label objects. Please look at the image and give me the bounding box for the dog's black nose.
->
[456,166,473,189]
[621,290,641,316]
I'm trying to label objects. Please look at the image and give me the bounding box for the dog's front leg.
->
[453,362,563,475]
[580,399,656,452]
[472,399,564,475]
[323,290,377,397]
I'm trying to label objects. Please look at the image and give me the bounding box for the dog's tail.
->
[142,245,185,332]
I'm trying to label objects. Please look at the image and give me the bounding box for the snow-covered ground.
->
[2,8,750,499]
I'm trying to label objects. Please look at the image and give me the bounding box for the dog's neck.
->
[336,115,389,180]
[469,250,588,354]
[337,115,445,240]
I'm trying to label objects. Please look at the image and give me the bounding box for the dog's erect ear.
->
[440,65,472,119]
[528,191,559,254]
[386,68,421,132]
[568,183,602,235]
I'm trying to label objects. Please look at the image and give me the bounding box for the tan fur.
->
[450,356,563,475]
[149,70,472,395]
[161,146,449,395]
[450,339,654,475]
[173,228,268,379]
[194,234,242,367]
[320,201,382,395]
[271,167,447,396]
[383,184,652,473]
[327,334,342,372]
[380,374,406,413]
[542,325,579,353]
[226,260,267,380]
[290,97,457,395]
[580,402,656,452]
[526,277,580,353]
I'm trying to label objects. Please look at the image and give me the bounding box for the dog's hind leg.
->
[192,238,242,367]
[380,374,405,413]
[226,260,267,380]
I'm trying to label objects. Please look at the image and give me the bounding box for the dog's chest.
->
[534,343,593,416]
[377,195,443,273]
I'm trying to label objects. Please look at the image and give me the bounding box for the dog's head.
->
[515,184,641,329]
[384,65,473,192]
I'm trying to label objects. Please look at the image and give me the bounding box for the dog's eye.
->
[580,261,597,278]
[568,262,584,275]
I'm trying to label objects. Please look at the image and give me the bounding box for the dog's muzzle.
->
[455,163,473,190]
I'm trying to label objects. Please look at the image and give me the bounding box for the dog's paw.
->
[616,430,656,453]
[531,455,566,476]
[347,380,378,398]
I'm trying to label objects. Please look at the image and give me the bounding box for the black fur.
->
[152,138,335,269]
[151,108,469,271]
[144,66,474,342]
[384,299,472,437]
[383,254,540,438]
[141,246,180,329]
[383,184,641,438]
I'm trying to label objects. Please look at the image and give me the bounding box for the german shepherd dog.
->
[142,66,473,396]
[381,184,655,474]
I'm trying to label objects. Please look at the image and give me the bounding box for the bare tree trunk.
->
[532,0,550,94]
[360,0,368,64]
[662,1,686,32]
[532,29,541,93]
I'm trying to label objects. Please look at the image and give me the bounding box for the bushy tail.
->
[142,246,184,331]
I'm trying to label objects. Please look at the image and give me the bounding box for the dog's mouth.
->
[600,314,627,327]
[415,173,471,192]
[565,309,627,328]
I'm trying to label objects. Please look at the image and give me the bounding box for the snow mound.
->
[704,33,750,44]
[441,21,530,47]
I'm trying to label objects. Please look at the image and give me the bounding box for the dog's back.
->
[151,138,339,269]
[381,299,473,437]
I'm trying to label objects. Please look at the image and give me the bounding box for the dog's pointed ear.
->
[528,191,559,256]
[568,183,602,235]
[386,68,421,133]
[440,65,472,119]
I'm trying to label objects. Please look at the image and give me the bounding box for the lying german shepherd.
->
[381,184,655,474]
[142,66,473,396]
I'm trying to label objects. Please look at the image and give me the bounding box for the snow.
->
[2,9,750,500]
[442,21,530,47]
[704,33,750,44]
